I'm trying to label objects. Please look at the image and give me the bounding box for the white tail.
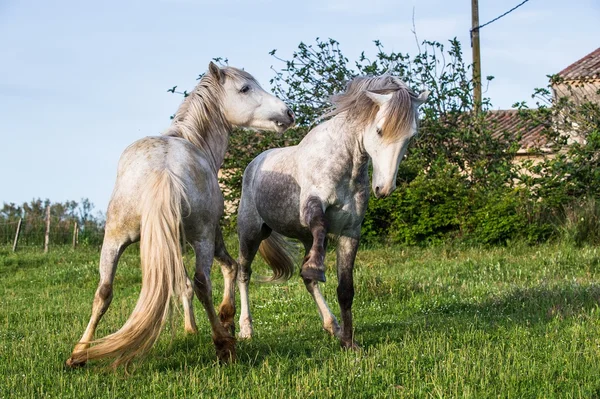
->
[71,169,189,368]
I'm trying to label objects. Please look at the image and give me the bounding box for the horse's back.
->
[105,136,221,240]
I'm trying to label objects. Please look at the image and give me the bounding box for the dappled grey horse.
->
[66,62,294,368]
[236,75,428,348]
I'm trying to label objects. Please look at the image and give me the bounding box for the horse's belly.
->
[254,179,311,241]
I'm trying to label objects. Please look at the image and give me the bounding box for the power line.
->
[471,0,531,32]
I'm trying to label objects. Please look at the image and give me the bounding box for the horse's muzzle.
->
[271,108,295,132]
[374,184,395,199]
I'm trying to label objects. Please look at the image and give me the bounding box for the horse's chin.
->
[271,121,292,135]
[236,121,290,135]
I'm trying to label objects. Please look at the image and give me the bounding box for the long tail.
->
[257,232,296,283]
[72,169,189,368]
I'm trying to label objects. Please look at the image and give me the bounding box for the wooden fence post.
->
[12,218,22,252]
[72,222,79,249]
[44,205,51,253]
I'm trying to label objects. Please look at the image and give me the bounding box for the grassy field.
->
[1,240,600,398]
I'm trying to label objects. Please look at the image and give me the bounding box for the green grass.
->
[1,241,600,398]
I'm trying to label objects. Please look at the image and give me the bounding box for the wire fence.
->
[0,216,105,251]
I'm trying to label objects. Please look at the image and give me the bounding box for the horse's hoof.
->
[238,326,253,340]
[323,323,341,338]
[216,348,236,364]
[341,340,361,351]
[214,335,236,364]
[65,357,86,369]
[300,267,326,283]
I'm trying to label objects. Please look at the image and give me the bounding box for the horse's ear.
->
[413,90,430,107]
[208,61,224,83]
[365,91,393,107]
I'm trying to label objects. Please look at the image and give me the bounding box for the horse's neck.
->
[302,115,369,181]
[196,128,229,174]
[165,116,230,175]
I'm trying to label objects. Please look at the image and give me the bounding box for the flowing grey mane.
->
[327,75,418,142]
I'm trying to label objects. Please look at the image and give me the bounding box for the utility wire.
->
[471,0,531,32]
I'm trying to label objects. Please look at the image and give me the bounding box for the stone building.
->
[488,47,600,159]
[553,47,600,105]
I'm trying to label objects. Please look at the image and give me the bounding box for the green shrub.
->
[363,160,470,245]
[193,39,600,247]
[560,197,600,247]
[467,190,527,245]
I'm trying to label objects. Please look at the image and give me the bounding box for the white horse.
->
[236,75,427,348]
[66,62,294,368]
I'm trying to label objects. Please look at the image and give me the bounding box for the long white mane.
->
[163,67,259,169]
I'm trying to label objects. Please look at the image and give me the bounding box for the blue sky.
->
[1,0,599,215]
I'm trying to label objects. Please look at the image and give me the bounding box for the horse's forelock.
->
[221,67,260,86]
[329,75,418,142]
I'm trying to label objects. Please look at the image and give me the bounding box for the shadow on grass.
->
[61,284,600,373]
[140,329,328,373]
[358,283,600,343]
[433,283,600,323]
[0,254,48,274]
[156,284,600,370]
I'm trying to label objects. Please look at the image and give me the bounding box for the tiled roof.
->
[557,47,600,81]
[486,109,550,153]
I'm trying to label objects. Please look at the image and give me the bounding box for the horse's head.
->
[362,88,429,199]
[208,62,294,133]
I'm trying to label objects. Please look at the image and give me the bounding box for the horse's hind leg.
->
[182,276,198,334]
[214,225,237,336]
[192,238,235,362]
[66,234,130,367]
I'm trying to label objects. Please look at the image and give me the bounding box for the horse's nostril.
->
[375,186,380,196]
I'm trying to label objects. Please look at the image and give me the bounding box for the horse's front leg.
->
[300,195,328,282]
[336,235,360,349]
[214,225,237,336]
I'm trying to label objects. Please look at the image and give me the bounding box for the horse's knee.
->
[237,267,252,284]
[183,278,194,298]
[219,302,235,321]
[193,272,207,288]
[96,282,113,302]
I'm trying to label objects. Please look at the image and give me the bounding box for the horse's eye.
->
[240,85,250,93]
[376,128,382,136]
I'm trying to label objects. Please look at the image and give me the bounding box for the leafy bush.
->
[466,190,527,246]
[363,159,469,245]
[218,38,517,234]
[182,38,599,247]
[560,197,600,247]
